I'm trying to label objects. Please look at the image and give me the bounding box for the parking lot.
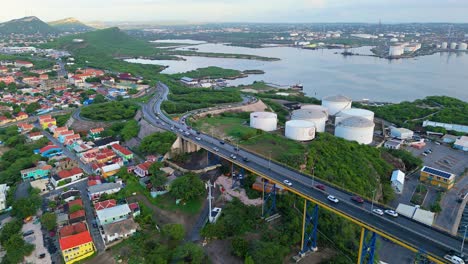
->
[22,217,52,264]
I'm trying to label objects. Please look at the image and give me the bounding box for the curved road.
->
[142,82,464,263]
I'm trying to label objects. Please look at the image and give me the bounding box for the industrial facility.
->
[291,109,327,132]
[334,116,375,145]
[301,104,329,117]
[335,108,374,125]
[250,112,278,132]
[390,127,414,140]
[285,120,316,141]
[321,95,352,115]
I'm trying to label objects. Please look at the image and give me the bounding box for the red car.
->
[351,196,364,203]
[315,184,325,191]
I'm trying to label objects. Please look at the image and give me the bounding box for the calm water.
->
[127,43,468,102]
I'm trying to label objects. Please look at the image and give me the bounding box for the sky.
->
[0,0,467,23]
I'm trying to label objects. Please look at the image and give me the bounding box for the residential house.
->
[0,184,10,211]
[40,117,56,129]
[51,167,84,187]
[20,163,52,181]
[118,73,140,84]
[93,137,119,149]
[391,170,405,194]
[53,127,69,138]
[18,123,34,133]
[454,136,468,152]
[0,66,8,73]
[101,164,121,178]
[59,222,87,238]
[15,60,34,68]
[15,112,28,121]
[111,144,133,161]
[88,127,104,140]
[420,166,455,190]
[28,131,44,141]
[384,139,402,150]
[64,134,81,145]
[66,199,83,212]
[36,144,62,158]
[128,202,140,218]
[60,190,81,203]
[0,76,14,84]
[96,204,131,226]
[0,116,13,125]
[39,74,49,80]
[69,209,86,224]
[59,224,95,264]
[94,199,116,211]
[88,182,122,200]
[102,218,138,244]
[134,161,153,178]
[58,130,75,143]
[40,78,68,91]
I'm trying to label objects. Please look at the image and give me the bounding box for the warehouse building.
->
[419,166,455,190]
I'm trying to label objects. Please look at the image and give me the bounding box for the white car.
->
[283,180,292,186]
[178,129,183,132]
[195,137,201,141]
[327,195,339,203]
[384,210,398,217]
[372,209,384,216]
[213,147,219,152]
[230,154,237,159]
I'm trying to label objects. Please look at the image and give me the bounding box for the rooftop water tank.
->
[335,116,375,145]
[291,109,327,132]
[322,95,352,115]
[250,112,277,132]
[285,120,316,141]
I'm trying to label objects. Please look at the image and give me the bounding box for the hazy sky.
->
[1,0,467,23]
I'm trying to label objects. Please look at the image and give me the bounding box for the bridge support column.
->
[300,200,319,255]
[207,151,220,166]
[261,179,277,218]
[357,228,377,264]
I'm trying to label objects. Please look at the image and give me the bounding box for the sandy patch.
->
[215,176,262,206]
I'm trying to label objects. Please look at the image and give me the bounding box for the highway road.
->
[142,82,465,263]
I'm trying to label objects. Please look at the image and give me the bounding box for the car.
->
[170,127,174,130]
[384,210,398,217]
[184,132,190,136]
[178,129,183,132]
[230,154,237,159]
[213,147,219,152]
[422,153,428,157]
[435,142,441,145]
[372,209,384,216]
[234,147,239,151]
[315,184,325,191]
[283,180,292,186]
[243,157,249,162]
[39,253,46,259]
[327,195,339,203]
[196,131,201,135]
[195,137,201,141]
[219,141,225,145]
[351,196,364,203]
[22,230,34,237]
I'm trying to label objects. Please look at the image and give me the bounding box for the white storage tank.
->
[301,104,329,117]
[441,42,448,49]
[285,120,315,141]
[291,109,327,132]
[389,44,404,56]
[335,108,374,125]
[250,112,277,132]
[450,42,458,50]
[458,43,468,50]
[321,95,352,116]
[335,116,374,145]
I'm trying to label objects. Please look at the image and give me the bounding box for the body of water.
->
[126,42,468,102]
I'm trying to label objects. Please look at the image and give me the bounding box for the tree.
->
[0,81,6,90]
[173,243,204,264]
[0,220,22,244]
[11,197,40,220]
[69,204,83,213]
[93,94,106,103]
[120,120,139,141]
[139,132,177,155]
[231,237,249,257]
[7,82,17,93]
[25,102,40,114]
[3,233,34,264]
[170,173,205,201]
[244,255,255,264]
[40,213,57,231]
[162,223,185,241]
[149,162,167,187]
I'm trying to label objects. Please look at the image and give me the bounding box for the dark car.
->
[243,157,249,162]
[234,147,239,151]
[219,141,225,145]
[351,196,364,203]
[314,184,325,191]
[39,253,46,259]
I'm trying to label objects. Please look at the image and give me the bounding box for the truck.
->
[444,255,465,264]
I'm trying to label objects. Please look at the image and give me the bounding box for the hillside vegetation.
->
[171,66,242,79]
[0,16,59,35]
[80,101,138,121]
[48,17,94,32]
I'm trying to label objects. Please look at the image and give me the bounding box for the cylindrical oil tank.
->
[301,104,329,117]
[458,43,467,50]
[335,108,374,125]
[441,42,448,49]
[335,116,374,145]
[450,42,457,50]
[291,109,327,132]
[322,95,352,115]
[250,112,277,132]
[285,120,315,141]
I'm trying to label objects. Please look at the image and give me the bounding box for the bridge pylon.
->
[207,151,220,166]
[300,200,319,255]
[357,228,378,264]
[261,178,277,218]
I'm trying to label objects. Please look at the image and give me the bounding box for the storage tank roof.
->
[323,95,351,103]
[286,120,315,128]
[337,116,374,128]
[339,108,374,116]
[292,109,327,119]
[250,112,277,118]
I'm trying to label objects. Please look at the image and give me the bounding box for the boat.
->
[291,83,303,90]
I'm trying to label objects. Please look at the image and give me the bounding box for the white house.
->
[134,161,152,178]
[0,184,9,211]
[88,182,122,200]
[102,218,138,244]
[96,204,131,226]
[390,127,414,140]
[180,77,198,86]
[454,136,468,152]
[51,167,84,187]
[391,170,405,194]
[384,139,402,150]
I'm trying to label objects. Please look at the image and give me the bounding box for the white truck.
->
[444,255,465,264]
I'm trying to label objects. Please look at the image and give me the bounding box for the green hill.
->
[49,17,94,32]
[0,16,59,35]
[44,27,157,57]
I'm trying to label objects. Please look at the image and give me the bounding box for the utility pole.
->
[206,180,215,223]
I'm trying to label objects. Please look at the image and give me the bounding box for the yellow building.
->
[59,228,95,264]
[419,166,455,190]
[40,118,57,129]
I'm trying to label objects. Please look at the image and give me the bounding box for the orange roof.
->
[67,198,83,208]
[69,209,85,220]
[59,222,88,238]
[38,115,52,121]
[90,127,104,133]
[137,161,153,172]
[94,199,116,211]
[112,144,132,156]
[59,230,93,250]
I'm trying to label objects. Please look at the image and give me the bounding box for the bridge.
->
[142,82,465,263]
